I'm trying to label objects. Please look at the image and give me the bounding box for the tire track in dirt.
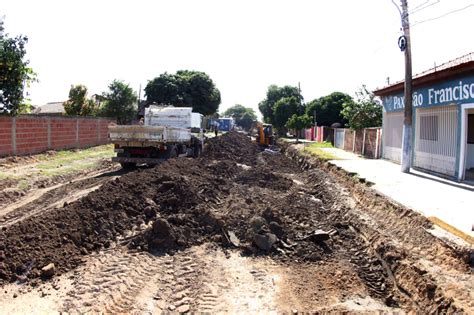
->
[57,245,281,313]
[0,168,121,228]
[286,146,474,312]
[61,248,166,313]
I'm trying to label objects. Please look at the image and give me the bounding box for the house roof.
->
[34,102,65,114]
[374,52,474,96]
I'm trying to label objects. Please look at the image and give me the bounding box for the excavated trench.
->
[0,132,472,313]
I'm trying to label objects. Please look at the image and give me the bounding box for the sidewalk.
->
[318,147,474,240]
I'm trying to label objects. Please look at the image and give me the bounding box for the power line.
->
[372,1,473,55]
[411,3,474,26]
[409,0,440,15]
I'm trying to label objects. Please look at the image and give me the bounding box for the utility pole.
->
[298,82,303,115]
[138,83,142,105]
[400,0,413,173]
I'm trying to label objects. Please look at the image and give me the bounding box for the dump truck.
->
[109,106,204,168]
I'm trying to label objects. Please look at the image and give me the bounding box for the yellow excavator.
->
[255,123,275,147]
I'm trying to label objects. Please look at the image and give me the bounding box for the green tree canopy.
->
[238,111,256,130]
[286,113,313,131]
[0,18,37,115]
[258,85,302,124]
[306,92,352,127]
[99,80,137,124]
[63,84,96,116]
[341,85,382,130]
[144,70,221,116]
[286,113,313,141]
[224,104,247,119]
[224,104,257,130]
[273,96,299,132]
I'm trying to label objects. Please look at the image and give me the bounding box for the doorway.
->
[465,111,474,180]
[459,104,474,181]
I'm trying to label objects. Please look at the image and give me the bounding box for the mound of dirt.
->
[203,132,258,165]
[1,132,333,284]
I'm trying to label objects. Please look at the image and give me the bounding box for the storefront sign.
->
[382,74,474,112]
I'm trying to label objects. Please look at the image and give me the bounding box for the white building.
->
[374,53,474,182]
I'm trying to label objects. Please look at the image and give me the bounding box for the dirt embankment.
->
[0,132,471,313]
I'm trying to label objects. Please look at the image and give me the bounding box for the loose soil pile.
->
[0,132,470,313]
[0,132,345,284]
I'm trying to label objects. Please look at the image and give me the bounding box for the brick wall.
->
[344,129,355,151]
[0,115,114,157]
[354,129,364,154]
[363,129,379,159]
[51,118,77,150]
[308,127,382,159]
[0,117,13,156]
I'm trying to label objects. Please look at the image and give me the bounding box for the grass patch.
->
[306,141,334,148]
[37,144,114,176]
[303,142,339,161]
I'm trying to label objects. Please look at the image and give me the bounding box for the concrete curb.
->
[428,216,474,245]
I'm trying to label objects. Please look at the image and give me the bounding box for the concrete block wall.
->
[0,115,114,157]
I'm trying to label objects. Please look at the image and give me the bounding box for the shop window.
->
[420,115,438,141]
[468,114,474,144]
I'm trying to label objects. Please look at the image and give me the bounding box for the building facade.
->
[374,53,474,181]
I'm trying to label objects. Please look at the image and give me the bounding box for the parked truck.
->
[109,106,204,168]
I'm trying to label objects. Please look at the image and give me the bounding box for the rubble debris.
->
[227,231,240,247]
[41,263,55,278]
[306,230,331,243]
[253,233,278,251]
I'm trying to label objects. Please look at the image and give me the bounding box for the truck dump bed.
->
[109,125,191,145]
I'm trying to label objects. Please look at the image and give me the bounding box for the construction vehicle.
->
[109,106,204,168]
[255,123,275,146]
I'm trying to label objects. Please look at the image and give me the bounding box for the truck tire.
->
[193,144,202,158]
[167,146,178,159]
[120,162,136,169]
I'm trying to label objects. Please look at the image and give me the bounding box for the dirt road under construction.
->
[0,132,472,313]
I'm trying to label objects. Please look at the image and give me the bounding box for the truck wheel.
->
[193,144,202,158]
[167,147,178,159]
[120,162,136,169]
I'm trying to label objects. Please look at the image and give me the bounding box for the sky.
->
[2,0,474,119]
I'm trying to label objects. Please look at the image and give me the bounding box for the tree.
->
[144,70,221,116]
[0,19,37,115]
[341,85,382,130]
[224,104,247,119]
[286,113,313,142]
[238,111,256,130]
[224,104,257,130]
[99,80,137,124]
[273,96,299,133]
[258,85,302,124]
[63,85,96,116]
[306,92,352,127]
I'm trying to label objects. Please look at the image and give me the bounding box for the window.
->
[420,115,438,141]
[468,114,474,144]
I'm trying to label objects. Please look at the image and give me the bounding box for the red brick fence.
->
[304,126,382,159]
[0,115,114,157]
